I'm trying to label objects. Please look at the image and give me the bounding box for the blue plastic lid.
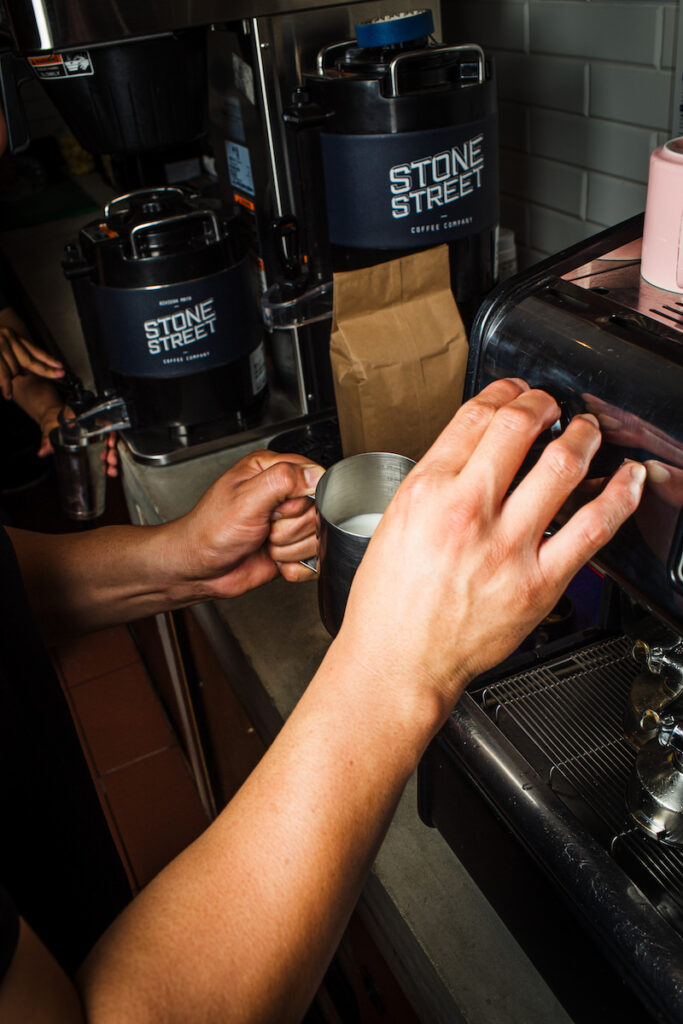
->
[354,9,434,49]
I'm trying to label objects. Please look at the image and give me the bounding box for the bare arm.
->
[0,382,646,1023]
[7,450,323,643]
[76,382,645,1024]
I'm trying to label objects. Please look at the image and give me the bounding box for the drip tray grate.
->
[473,635,683,935]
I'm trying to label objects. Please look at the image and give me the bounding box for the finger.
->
[268,532,318,566]
[453,388,561,514]
[18,355,65,379]
[539,461,645,587]
[19,338,63,369]
[269,506,317,547]
[421,378,531,474]
[277,560,319,583]
[272,495,315,520]
[237,460,325,521]
[247,449,324,488]
[501,413,603,540]
[0,345,21,380]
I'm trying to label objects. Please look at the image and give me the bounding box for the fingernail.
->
[303,465,324,490]
[506,377,529,390]
[271,511,283,520]
[646,462,671,485]
[575,412,600,429]
[629,462,647,492]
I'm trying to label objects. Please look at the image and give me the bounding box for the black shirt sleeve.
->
[0,881,19,983]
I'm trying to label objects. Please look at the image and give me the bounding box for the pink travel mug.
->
[640,137,683,294]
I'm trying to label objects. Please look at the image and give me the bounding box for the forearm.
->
[6,524,206,641]
[77,637,448,1024]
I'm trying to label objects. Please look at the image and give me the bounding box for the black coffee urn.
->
[283,8,499,331]
[62,186,267,461]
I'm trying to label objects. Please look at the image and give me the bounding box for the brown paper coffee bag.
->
[330,244,469,462]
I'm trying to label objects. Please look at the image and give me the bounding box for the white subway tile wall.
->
[442,1,678,264]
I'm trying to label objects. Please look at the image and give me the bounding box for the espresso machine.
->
[419,186,683,1020]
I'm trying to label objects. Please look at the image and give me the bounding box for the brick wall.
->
[442,1,679,266]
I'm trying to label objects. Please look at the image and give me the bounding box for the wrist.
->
[319,631,456,775]
[152,517,225,607]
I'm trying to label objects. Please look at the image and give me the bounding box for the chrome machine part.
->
[426,661,683,1024]
[627,711,683,845]
[2,0,381,52]
[625,637,683,745]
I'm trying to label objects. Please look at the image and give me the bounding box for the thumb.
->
[239,460,324,521]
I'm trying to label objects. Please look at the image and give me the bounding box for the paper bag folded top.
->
[330,244,469,462]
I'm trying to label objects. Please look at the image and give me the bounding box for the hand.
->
[101,433,119,478]
[337,379,645,717]
[172,450,325,599]
[36,402,68,457]
[0,326,64,400]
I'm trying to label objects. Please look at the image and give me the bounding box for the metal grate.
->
[475,636,683,935]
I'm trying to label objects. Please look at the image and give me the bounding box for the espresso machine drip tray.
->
[420,633,683,1022]
[476,635,683,934]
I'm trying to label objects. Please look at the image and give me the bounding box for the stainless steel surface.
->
[119,389,306,466]
[4,0,381,51]
[446,656,683,1024]
[474,636,683,932]
[103,186,199,219]
[207,2,433,420]
[314,452,414,636]
[316,38,355,74]
[627,711,683,845]
[129,209,221,258]
[387,43,485,95]
[247,0,438,224]
[564,254,683,332]
[634,636,683,687]
[625,637,683,744]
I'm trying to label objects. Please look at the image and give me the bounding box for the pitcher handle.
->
[299,557,318,573]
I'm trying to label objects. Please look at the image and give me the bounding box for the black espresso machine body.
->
[62,188,268,457]
[419,215,683,1023]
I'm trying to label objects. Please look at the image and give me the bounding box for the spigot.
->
[638,711,683,765]
[632,637,683,689]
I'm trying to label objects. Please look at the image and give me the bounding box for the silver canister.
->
[310,452,414,637]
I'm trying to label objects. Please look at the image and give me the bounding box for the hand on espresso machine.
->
[334,378,647,721]
[176,449,325,598]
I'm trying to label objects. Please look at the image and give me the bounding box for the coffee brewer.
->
[419,207,683,1022]
[60,186,268,461]
[1,0,498,485]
